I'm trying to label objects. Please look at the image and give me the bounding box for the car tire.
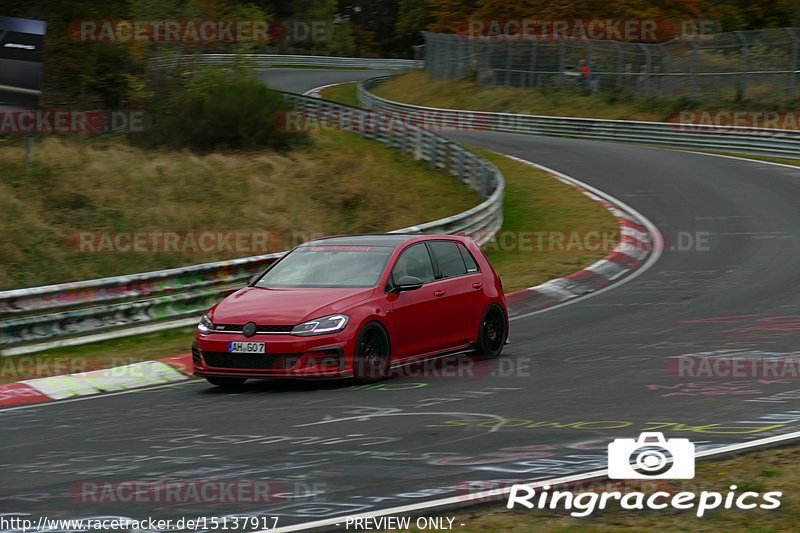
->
[205,376,247,388]
[476,304,507,359]
[353,323,391,383]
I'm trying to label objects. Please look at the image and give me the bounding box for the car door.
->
[428,240,484,347]
[385,242,450,359]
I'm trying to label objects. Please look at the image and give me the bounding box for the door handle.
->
[434,289,446,296]
[472,282,483,289]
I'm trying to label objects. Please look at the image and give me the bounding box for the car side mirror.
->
[393,275,424,293]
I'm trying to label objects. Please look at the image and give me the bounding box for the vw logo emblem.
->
[242,322,257,337]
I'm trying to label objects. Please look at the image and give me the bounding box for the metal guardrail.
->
[358,76,800,160]
[149,54,422,70]
[0,91,503,354]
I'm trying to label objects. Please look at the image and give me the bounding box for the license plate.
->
[228,341,266,354]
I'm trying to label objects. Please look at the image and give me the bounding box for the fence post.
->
[491,41,498,86]
[447,37,457,80]
[469,156,479,190]
[660,44,671,98]
[736,31,749,102]
[458,36,466,79]
[442,141,453,174]
[506,41,513,86]
[613,41,624,89]
[687,35,698,101]
[788,29,798,101]
[529,42,538,88]
[639,43,652,94]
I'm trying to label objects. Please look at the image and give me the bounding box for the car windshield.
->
[255,244,395,288]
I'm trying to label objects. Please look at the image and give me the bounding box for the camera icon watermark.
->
[608,432,694,479]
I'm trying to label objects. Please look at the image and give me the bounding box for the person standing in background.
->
[578,59,590,89]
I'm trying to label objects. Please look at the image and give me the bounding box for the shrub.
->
[138,65,306,152]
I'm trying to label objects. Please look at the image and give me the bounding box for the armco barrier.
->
[149,54,421,70]
[0,92,503,355]
[358,76,800,160]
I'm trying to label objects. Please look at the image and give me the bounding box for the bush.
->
[139,67,306,152]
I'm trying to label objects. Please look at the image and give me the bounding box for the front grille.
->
[201,351,302,370]
[257,325,295,334]
[192,344,202,364]
[215,324,294,334]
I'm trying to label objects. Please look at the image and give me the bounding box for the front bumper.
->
[192,332,354,379]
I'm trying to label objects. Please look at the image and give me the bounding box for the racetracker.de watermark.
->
[291,354,530,379]
[457,18,719,42]
[667,354,800,379]
[1,357,182,380]
[68,231,282,254]
[480,230,621,253]
[668,110,800,134]
[472,230,710,254]
[273,109,491,133]
[68,20,328,43]
[69,480,293,504]
[0,110,149,134]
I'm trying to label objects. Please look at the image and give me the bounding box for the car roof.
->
[303,233,464,248]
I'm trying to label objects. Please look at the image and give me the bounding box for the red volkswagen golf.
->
[192,234,508,387]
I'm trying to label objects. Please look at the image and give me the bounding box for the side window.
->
[391,243,435,284]
[458,243,480,273]
[429,240,467,279]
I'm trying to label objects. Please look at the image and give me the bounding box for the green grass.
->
[472,147,619,292]
[320,81,361,107]
[370,71,680,122]
[0,131,475,290]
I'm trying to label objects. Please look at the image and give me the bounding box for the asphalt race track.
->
[3,70,800,530]
[258,69,398,95]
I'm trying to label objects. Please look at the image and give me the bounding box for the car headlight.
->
[291,314,349,336]
[197,314,216,334]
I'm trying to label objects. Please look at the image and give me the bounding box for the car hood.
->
[208,286,376,325]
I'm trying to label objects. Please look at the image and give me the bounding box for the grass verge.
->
[319,81,361,107]
[472,147,619,292]
[371,71,674,121]
[0,131,474,290]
